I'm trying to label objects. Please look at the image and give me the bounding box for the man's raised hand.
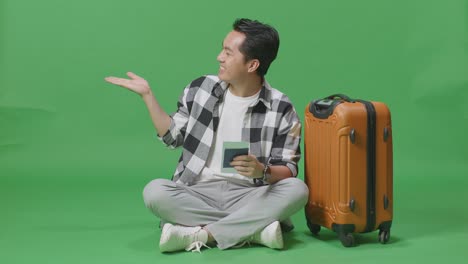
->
[105,72,151,97]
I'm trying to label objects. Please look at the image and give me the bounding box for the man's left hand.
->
[230,154,264,178]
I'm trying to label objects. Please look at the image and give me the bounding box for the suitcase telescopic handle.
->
[326,94,355,102]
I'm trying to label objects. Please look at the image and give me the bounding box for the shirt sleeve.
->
[269,104,302,177]
[157,84,190,149]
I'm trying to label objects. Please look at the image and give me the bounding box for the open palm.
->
[105,72,151,96]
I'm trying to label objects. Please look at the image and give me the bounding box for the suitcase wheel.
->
[305,214,321,235]
[378,229,390,244]
[338,232,356,247]
[307,222,321,235]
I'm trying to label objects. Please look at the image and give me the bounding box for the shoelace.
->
[232,235,256,249]
[185,241,211,253]
[232,241,251,249]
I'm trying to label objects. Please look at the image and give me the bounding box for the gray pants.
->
[142,177,309,249]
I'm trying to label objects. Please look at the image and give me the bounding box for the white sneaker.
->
[159,223,210,253]
[251,221,284,249]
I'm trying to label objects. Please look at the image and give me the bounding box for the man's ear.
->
[247,59,260,73]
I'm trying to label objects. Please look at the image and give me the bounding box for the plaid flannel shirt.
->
[158,75,301,186]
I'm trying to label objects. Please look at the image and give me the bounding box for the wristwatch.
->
[262,164,272,183]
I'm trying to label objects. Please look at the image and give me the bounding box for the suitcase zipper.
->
[359,100,377,232]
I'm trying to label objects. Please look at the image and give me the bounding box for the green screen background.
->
[1,0,467,263]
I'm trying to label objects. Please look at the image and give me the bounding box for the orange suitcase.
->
[304,94,393,247]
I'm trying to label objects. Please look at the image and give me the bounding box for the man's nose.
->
[217,51,224,62]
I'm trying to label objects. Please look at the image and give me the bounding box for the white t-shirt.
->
[196,87,260,184]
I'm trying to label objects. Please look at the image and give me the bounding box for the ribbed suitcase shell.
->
[304,98,393,246]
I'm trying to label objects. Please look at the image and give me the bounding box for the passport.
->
[221,141,249,173]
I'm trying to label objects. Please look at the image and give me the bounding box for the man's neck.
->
[228,75,263,97]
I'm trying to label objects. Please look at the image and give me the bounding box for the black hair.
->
[233,18,280,77]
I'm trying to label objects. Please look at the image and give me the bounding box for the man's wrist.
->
[141,89,153,100]
[262,164,272,182]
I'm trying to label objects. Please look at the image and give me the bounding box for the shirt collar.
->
[258,80,272,110]
[212,80,227,99]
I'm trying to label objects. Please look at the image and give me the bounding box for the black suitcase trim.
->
[357,100,377,233]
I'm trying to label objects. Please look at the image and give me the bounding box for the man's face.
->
[217,31,250,83]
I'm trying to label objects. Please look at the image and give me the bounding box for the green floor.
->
[2,0,468,263]
[2,156,467,264]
